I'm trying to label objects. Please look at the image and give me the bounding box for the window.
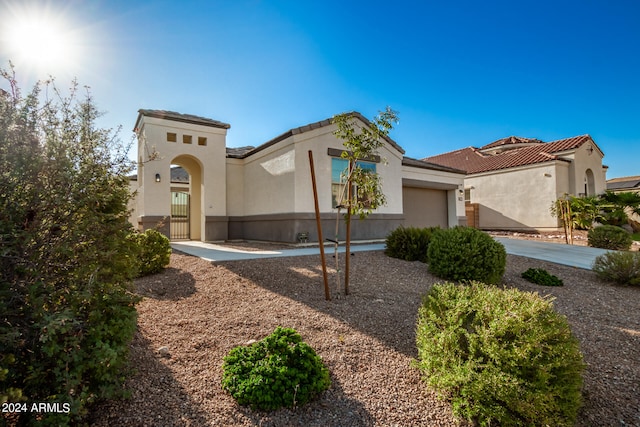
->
[183,134,192,144]
[464,188,471,203]
[167,132,177,142]
[198,136,207,146]
[331,158,376,208]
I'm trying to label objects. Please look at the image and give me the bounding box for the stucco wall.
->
[291,124,405,215]
[241,139,296,216]
[134,115,228,240]
[468,163,560,230]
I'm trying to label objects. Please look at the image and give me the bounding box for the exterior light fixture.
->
[586,145,594,155]
[155,173,161,182]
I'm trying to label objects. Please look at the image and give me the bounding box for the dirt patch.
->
[90,250,640,426]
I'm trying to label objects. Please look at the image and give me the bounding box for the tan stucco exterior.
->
[129,110,466,242]
[464,141,607,230]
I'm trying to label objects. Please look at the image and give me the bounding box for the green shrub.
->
[427,227,506,284]
[0,69,139,425]
[415,282,584,427]
[521,268,564,286]
[221,327,331,411]
[130,229,172,276]
[592,251,640,286]
[587,225,633,250]
[385,226,439,263]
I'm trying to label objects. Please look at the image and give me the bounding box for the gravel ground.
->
[90,243,640,426]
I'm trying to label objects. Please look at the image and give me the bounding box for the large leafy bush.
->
[0,68,139,424]
[592,251,640,286]
[587,225,633,250]
[221,327,331,410]
[427,227,506,284]
[415,282,585,426]
[384,226,439,263]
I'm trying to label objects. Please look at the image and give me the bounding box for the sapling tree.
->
[332,107,399,295]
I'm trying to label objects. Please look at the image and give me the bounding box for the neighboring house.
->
[130,110,466,243]
[424,135,608,231]
[607,175,640,194]
[607,175,640,228]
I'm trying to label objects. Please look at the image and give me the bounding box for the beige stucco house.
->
[130,110,466,243]
[424,135,608,231]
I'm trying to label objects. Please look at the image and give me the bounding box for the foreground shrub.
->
[385,226,439,263]
[427,227,506,284]
[415,282,584,426]
[592,251,640,286]
[130,228,172,276]
[221,327,330,410]
[521,268,564,286]
[588,225,633,250]
[0,68,139,424]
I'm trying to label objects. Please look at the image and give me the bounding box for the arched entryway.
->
[584,169,595,196]
[170,155,203,240]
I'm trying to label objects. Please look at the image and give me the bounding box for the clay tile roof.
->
[137,109,230,130]
[481,136,543,150]
[424,135,597,174]
[402,156,466,174]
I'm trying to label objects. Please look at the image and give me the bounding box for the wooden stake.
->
[308,151,330,301]
[344,159,353,295]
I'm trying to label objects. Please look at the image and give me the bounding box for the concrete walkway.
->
[172,238,611,269]
[171,241,386,262]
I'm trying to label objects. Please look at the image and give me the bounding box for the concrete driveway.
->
[493,237,610,269]
[172,238,611,270]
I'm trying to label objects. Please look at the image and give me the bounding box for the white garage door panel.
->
[402,187,448,228]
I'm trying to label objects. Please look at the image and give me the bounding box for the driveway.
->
[172,238,611,270]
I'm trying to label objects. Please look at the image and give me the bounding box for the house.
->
[424,135,608,231]
[130,110,466,243]
[607,175,640,194]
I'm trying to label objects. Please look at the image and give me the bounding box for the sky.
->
[1,0,639,178]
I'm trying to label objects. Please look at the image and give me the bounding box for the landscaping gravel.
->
[90,245,640,426]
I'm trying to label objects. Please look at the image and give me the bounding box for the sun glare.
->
[1,4,83,77]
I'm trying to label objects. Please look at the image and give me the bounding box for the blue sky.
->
[1,0,639,178]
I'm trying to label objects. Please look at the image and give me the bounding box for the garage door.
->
[402,187,448,228]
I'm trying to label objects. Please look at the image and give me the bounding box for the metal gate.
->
[170,191,190,239]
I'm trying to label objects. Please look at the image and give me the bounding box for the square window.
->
[167,132,177,142]
[331,158,376,208]
[198,136,207,146]
[183,135,192,144]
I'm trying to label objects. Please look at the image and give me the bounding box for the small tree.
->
[332,108,398,295]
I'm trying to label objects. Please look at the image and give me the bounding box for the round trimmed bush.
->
[130,229,172,276]
[592,251,640,286]
[588,225,633,250]
[427,226,506,284]
[415,282,585,426]
[385,226,439,263]
[221,327,330,411]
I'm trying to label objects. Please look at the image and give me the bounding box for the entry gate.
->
[170,191,190,239]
